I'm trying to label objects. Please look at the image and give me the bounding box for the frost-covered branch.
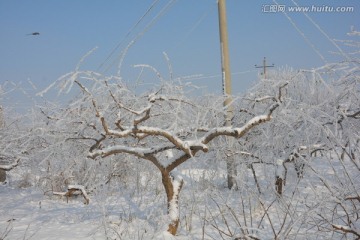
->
[284,144,325,163]
[88,144,173,171]
[96,125,194,156]
[89,144,174,159]
[53,185,90,205]
[278,82,288,103]
[0,158,20,171]
[202,104,279,144]
[165,104,279,171]
[346,109,360,119]
[133,106,151,126]
[332,224,360,238]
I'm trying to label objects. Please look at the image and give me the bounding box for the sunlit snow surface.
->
[0,185,185,239]
[0,187,104,240]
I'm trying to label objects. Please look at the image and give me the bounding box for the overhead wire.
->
[291,0,351,62]
[102,0,178,75]
[173,0,217,49]
[99,1,257,83]
[178,70,257,82]
[97,0,160,72]
[272,0,327,63]
[126,0,178,48]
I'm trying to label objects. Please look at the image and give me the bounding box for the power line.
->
[127,0,178,49]
[272,0,327,63]
[174,1,217,49]
[177,70,257,82]
[103,0,178,75]
[291,0,351,62]
[97,0,160,72]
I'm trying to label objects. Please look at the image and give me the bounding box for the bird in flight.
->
[27,32,40,36]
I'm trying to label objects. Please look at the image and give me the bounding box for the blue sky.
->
[0,0,359,110]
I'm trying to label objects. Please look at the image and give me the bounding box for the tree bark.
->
[0,169,6,182]
[275,176,283,195]
[227,156,238,190]
[161,171,183,235]
[275,159,285,195]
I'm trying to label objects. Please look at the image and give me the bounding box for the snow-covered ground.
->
[1,154,359,240]
[0,186,106,240]
[0,181,184,240]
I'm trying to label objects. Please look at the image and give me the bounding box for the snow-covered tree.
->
[18,31,356,238]
[39,66,279,235]
[0,85,28,183]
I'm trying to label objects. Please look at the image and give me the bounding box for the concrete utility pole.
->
[218,0,237,189]
[218,0,232,107]
[255,57,274,79]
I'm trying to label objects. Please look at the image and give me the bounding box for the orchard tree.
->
[45,68,281,235]
[0,84,29,183]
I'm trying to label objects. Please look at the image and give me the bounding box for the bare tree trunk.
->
[0,169,6,182]
[250,164,261,194]
[161,171,183,235]
[275,176,283,195]
[227,156,238,190]
[226,137,238,190]
[275,159,285,195]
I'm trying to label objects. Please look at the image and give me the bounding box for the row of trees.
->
[1,33,359,238]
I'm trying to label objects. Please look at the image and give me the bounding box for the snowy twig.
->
[345,196,360,202]
[133,106,151,126]
[0,158,20,171]
[332,224,360,238]
[202,104,279,144]
[53,185,90,205]
[278,82,289,103]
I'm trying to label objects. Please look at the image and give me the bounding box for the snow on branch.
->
[0,158,20,171]
[243,82,288,104]
[53,185,90,205]
[88,144,174,171]
[284,144,325,162]
[346,110,360,119]
[345,196,360,202]
[89,102,279,173]
[89,144,173,159]
[254,96,277,102]
[332,224,360,238]
[105,81,153,117]
[165,104,280,172]
[148,93,196,107]
[202,104,279,144]
[278,82,288,103]
[96,126,194,156]
[133,106,151,126]
[88,145,149,158]
[135,127,192,155]
[87,80,282,175]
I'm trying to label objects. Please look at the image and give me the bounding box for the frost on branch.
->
[53,184,90,205]
[0,157,20,183]
[275,159,285,195]
[0,158,20,171]
[332,224,360,238]
[78,76,280,235]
